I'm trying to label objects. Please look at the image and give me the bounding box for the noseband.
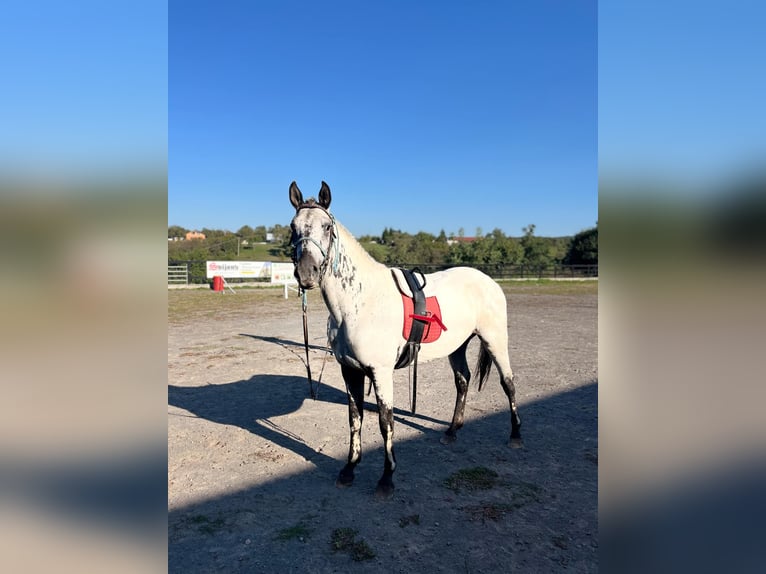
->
[291,203,341,278]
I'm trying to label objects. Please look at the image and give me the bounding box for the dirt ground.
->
[168,281,598,573]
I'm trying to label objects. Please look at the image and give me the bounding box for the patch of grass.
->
[168,286,325,324]
[500,279,598,296]
[444,466,499,493]
[462,480,543,521]
[330,527,358,551]
[276,522,313,542]
[330,527,376,561]
[350,540,376,561]
[463,503,517,522]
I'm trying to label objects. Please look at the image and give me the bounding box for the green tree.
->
[361,241,388,262]
[168,225,188,239]
[269,223,290,244]
[490,228,524,264]
[201,227,227,239]
[520,224,552,268]
[385,230,414,264]
[251,225,266,242]
[412,231,449,264]
[563,225,598,265]
[236,225,254,238]
[447,239,474,265]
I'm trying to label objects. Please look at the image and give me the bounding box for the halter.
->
[291,201,340,400]
[291,203,341,278]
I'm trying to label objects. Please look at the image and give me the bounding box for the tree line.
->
[168,222,597,270]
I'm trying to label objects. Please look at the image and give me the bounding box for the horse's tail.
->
[475,342,493,392]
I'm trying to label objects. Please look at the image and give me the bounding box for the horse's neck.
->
[320,222,389,323]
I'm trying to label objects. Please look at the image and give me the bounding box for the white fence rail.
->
[168,264,188,285]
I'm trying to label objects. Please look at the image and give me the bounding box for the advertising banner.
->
[206,261,271,279]
[270,262,297,284]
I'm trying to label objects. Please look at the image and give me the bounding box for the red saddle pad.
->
[401,294,446,343]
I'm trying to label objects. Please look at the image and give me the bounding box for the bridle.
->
[290,201,340,400]
[291,202,341,279]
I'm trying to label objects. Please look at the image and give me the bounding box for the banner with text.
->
[270,262,297,284]
[206,261,271,279]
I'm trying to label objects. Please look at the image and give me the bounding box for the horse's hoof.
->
[509,437,524,449]
[374,485,394,499]
[336,469,355,488]
[374,481,394,499]
[440,433,457,445]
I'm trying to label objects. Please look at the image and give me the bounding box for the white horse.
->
[289,181,522,498]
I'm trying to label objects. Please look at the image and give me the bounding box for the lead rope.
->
[409,346,419,414]
[301,289,318,400]
[295,213,340,400]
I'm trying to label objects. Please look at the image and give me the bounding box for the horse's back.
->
[426,266,505,306]
[416,267,508,359]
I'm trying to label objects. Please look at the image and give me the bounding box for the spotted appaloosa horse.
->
[289,181,522,497]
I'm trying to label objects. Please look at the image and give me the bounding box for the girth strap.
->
[393,268,428,413]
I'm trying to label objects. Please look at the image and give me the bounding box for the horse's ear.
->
[318,181,332,209]
[289,181,304,210]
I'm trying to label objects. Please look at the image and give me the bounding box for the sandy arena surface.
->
[168,281,597,572]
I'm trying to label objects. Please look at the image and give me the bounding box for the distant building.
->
[447,236,477,246]
[266,232,275,243]
[186,230,206,241]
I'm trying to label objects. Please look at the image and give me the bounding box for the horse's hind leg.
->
[441,338,472,445]
[336,364,365,488]
[478,334,523,448]
[499,371,523,448]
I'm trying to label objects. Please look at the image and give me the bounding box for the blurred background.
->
[1,0,764,572]
[0,2,167,572]
[599,1,766,571]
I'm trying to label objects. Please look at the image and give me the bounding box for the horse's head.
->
[288,181,335,290]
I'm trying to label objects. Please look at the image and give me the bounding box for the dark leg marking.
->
[337,364,366,487]
[499,374,523,448]
[369,370,396,499]
[374,398,396,498]
[442,339,472,445]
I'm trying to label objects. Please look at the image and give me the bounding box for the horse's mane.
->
[334,219,382,268]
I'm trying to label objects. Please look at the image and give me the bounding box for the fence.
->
[168,260,597,285]
[398,263,598,280]
[168,264,189,285]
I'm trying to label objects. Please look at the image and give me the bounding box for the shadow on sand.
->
[168,372,453,475]
[168,381,600,572]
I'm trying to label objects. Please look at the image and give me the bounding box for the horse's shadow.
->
[168,375,346,472]
[168,374,447,474]
[235,332,448,432]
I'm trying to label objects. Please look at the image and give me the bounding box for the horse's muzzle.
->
[294,259,320,290]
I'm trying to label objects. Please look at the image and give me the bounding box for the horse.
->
[288,181,522,498]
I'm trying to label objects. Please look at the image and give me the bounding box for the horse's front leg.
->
[336,364,365,488]
[371,367,396,498]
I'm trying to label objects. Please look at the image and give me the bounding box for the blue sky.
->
[169,0,597,238]
[2,1,762,231]
[0,1,167,178]
[599,2,766,186]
